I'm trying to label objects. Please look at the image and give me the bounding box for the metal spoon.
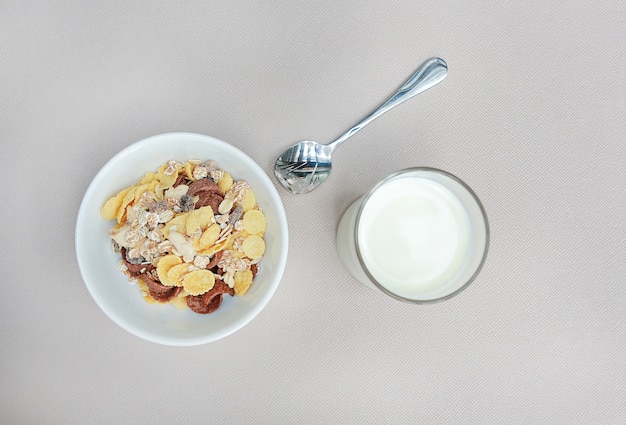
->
[273,57,448,194]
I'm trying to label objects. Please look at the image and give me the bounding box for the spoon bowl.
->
[274,140,333,194]
[274,58,448,194]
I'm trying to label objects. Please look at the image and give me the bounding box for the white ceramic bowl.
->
[75,133,289,346]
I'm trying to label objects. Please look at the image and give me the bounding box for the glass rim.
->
[353,167,490,304]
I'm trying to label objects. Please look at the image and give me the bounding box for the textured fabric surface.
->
[2,1,625,423]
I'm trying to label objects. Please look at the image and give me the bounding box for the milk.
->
[336,169,488,302]
[358,176,471,298]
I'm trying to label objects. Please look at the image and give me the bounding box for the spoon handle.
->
[327,57,448,150]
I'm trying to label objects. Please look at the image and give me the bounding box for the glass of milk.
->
[336,168,489,303]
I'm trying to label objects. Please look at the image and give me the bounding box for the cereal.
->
[100,187,131,220]
[162,212,188,239]
[234,269,253,296]
[166,263,192,287]
[139,172,158,185]
[102,159,266,315]
[242,235,265,259]
[133,183,152,204]
[237,189,256,212]
[185,205,214,236]
[198,223,221,249]
[243,209,266,235]
[157,160,180,187]
[198,234,232,256]
[117,186,137,224]
[218,198,234,215]
[156,254,182,286]
[182,269,215,295]
[192,164,209,180]
[184,161,195,181]
[193,255,211,269]
[218,172,234,194]
[168,229,196,263]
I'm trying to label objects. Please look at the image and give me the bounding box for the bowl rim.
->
[75,132,289,346]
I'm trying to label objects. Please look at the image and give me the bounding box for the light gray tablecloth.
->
[3,1,625,423]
